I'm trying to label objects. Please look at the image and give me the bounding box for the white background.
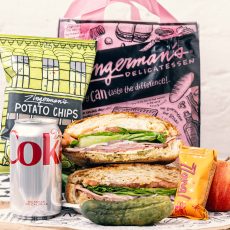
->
[0,0,229,158]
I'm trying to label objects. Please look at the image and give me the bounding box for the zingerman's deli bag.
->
[59,0,200,150]
[0,35,96,173]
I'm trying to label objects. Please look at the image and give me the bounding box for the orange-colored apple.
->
[206,160,230,212]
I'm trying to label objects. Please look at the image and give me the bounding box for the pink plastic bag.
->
[64,0,177,22]
[59,0,200,148]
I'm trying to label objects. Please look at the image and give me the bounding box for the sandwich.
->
[133,24,153,42]
[115,24,153,43]
[62,113,181,166]
[65,163,180,204]
[176,26,194,36]
[115,23,135,42]
[155,27,174,37]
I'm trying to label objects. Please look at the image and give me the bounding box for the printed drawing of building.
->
[0,35,96,169]
[0,140,10,170]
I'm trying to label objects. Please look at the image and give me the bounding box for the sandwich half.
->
[66,163,180,204]
[133,24,153,42]
[115,23,135,42]
[62,112,181,166]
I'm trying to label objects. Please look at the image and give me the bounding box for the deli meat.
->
[76,185,135,202]
[66,140,168,153]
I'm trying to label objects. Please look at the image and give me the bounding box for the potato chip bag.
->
[172,146,217,219]
[0,34,96,173]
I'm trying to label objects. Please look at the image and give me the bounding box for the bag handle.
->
[64,0,177,22]
[157,2,177,22]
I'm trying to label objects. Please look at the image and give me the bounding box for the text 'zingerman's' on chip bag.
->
[0,34,97,173]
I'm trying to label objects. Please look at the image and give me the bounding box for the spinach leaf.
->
[71,128,168,147]
[86,185,176,196]
[70,139,79,147]
[80,129,167,143]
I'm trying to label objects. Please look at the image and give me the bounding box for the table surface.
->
[0,201,230,230]
[0,202,69,230]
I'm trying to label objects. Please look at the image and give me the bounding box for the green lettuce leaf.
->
[86,185,176,196]
[74,128,167,147]
[78,134,126,148]
[70,140,79,147]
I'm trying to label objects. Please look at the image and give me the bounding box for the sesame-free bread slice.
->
[65,163,180,204]
[67,163,180,189]
[65,112,179,138]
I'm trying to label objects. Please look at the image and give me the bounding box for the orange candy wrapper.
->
[172,147,217,220]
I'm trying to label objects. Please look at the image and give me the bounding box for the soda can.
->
[10,118,62,219]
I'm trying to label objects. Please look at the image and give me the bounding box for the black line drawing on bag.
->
[178,101,186,109]
[116,23,134,42]
[155,27,174,37]
[186,92,199,118]
[176,26,194,36]
[194,88,199,96]
[104,37,113,45]
[183,110,200,147]
[163,107,183,124]
[169,72,195,103]
[89,25,105,40]
[115,23,153,43]
[139,38,160,52]
[121,43,126,47]
[112,106,158,116]
[134,24,153,43]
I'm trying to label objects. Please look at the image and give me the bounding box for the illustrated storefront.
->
[0,36,96,169]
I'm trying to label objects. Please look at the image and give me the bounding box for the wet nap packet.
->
[172,146,217,220]
[0,34,96,173]
[59,20,200,149]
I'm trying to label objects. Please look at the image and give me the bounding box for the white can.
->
[10,118,62,219]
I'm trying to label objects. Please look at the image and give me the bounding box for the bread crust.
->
[65,183,77,203]
[67,163,180,188]
[63,139,181,166]
[65,163,180,204]
[66,183,92,204]
[64,112,179,138]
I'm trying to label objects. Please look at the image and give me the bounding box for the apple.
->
[206,160,230,212]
